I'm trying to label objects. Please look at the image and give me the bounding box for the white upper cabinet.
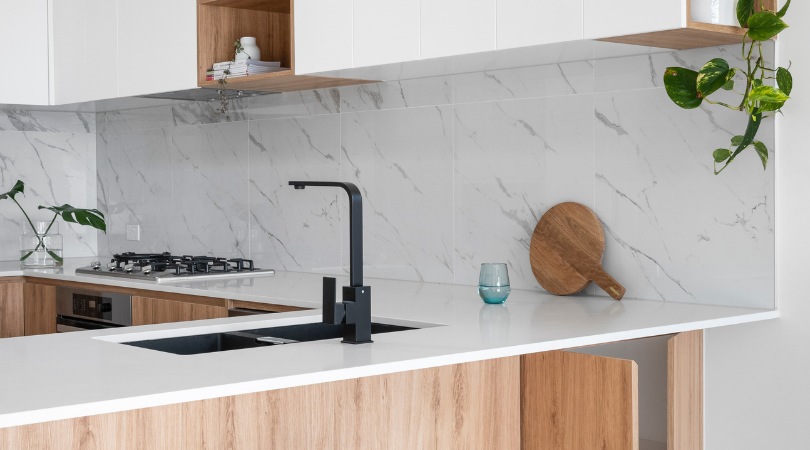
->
[583,0,684,39]
[420,0,496,60]
[117,0,197,97]
[83,0,119,101]
[294,0,353,75]
[0,0,195,106]
[353,0,419,68]
[0,0,49,105]
[497,0,583,49]
[49,0,119,105]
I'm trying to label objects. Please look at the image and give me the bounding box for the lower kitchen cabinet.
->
[0,357,520,449]
[522,350,638,449]
[0,278,24,338]
[0,332,703,449]
[23,283,56,336]
[131,296,228,326]
[523,331,704,450]
[0,277,311,337]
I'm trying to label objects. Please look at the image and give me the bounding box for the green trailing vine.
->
[217,39,253,118]
[0,180,106,263]
[663,0,792,174]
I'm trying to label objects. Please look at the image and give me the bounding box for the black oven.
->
[55,287,132,332]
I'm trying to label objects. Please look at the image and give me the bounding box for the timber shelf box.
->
[197,0,373,92]
[601,0,777,49]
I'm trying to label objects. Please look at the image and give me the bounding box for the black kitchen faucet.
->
[289,181,372,344]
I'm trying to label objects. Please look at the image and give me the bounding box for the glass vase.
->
[20,221,63,268]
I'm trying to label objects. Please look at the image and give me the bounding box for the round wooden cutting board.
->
[529,202,626,300]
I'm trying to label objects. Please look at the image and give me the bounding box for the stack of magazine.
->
[206,60,285,81]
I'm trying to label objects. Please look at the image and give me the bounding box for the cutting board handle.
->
[592,267,626,300]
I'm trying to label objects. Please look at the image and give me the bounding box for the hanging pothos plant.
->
[663,0,792,174]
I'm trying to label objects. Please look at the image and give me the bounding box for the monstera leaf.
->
[39,204,106,232]
[0,180,24,200]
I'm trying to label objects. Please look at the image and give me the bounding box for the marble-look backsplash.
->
[96,43,774,309]
[0,110,97,260]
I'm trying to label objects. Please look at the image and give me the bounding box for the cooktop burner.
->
[75,252,274,283]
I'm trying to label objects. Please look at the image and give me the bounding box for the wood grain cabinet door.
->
[131,296,228,326]
[23,283,56,336]
[523,331,704,450]
[522,351,639,450]
[0,280,25,338]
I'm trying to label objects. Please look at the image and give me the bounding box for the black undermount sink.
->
[123,322,415,355]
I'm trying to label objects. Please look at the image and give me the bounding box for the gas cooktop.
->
[75,252,274,283]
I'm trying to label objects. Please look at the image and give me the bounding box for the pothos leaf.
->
[737,0,755,27]
[777,67,793,95]
[713,148,732,163]
[38,204,106,232]
[697,59,734,97]
[0,180,24,200]
[731,135,745,146]
[722,79,735,90]
[749,85,789,111]
[663,67,702,109]
[777,0,791,18]
[730,113,763,160]
[747,12,788,41]
[753,141,769,170]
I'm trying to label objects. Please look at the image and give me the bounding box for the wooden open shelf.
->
[601,0,776,49]
[198,70,374,92]
[199,0,290,14]
[197,0,373,93]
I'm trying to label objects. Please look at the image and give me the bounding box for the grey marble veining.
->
[98,105,173,134]
[453,61,594,104]
[595,42,775,93]
[0,130,96,261]
[245,88,340,121]
[172,99,247,126]
[454,95,595,290]
[89,44,776,309]
[170,122,250,257]
[594,88,774,307]
[0,110,95,134]
[341,106,455,284]
[96,128,173,256]
[248,115,343,274]
[339,76,453,112]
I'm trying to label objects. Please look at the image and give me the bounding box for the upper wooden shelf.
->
[199,0,289,14]
[600,22,750,49]
[603,0,776,49]
[197,0,376,93]
[199,70,374,92]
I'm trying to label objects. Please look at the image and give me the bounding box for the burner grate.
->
[110,252,260,275]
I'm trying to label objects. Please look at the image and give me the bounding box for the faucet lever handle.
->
[323,277,344,324]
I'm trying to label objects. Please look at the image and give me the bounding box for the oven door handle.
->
[56,315,124,332]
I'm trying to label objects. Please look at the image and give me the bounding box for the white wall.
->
[704,4,807,447]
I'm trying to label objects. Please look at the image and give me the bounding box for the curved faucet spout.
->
[288,181,363,287]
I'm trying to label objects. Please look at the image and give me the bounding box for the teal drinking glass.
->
[478,263,511,304]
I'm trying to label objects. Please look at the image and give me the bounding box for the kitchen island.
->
[0,258,777,449]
